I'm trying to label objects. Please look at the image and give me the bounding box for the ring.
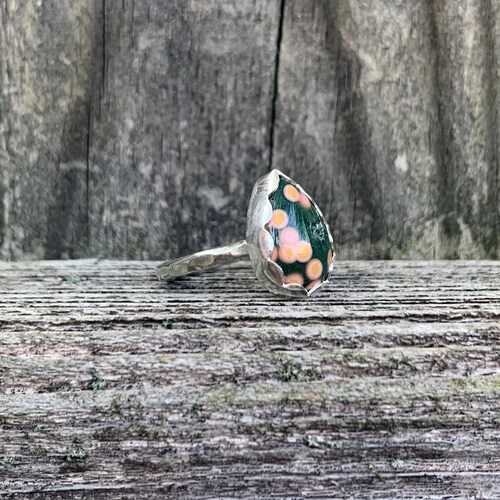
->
[157,169,335,297]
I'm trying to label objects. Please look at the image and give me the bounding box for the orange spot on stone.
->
[279,245,296,264]
[306,259,323,280]
[285,273,304,286]
[280,227,299,246]
[283,184,300,202]
[295,241,313,263]
[270,209,288,229]
[327,249,333,266]
[298,193,311,209]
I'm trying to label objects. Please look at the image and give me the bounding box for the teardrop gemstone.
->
[265,175,334,291]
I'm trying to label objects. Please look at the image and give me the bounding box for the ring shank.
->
[156,240,249,281]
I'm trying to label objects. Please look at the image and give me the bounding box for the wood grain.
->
[1,0,499,261]
[0,260,499,498]
[273,0,500,260]
[0,0,279,260]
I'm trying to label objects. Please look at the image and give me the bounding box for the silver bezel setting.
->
[246,169,335,297]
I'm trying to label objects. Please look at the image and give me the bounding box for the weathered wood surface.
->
[0,260,499,498]
[274,0,500,260]
[1,0,499,261]
[0,0,279,261]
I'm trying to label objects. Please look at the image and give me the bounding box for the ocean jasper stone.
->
[265,175,334,292]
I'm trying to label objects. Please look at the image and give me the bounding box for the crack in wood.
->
[268,0,286,172]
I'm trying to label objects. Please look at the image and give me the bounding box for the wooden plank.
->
[0,0,280,260]
[1,0,499,261]
[0,260,499,497]
[273,0,500,260]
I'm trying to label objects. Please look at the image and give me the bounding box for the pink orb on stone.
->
[279,227,299,246]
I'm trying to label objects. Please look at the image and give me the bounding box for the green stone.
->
[266,176,333,291]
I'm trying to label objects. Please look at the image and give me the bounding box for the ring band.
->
[157,240,249,280]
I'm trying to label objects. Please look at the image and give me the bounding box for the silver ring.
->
[157,169,335,297]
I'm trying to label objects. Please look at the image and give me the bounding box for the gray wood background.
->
[1,0,499,261]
